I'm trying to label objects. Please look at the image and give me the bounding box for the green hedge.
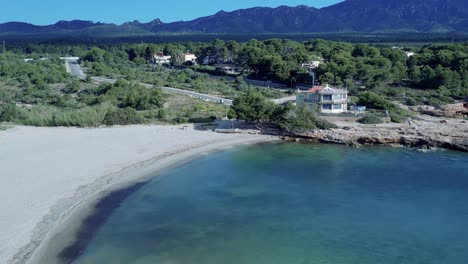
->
[357,115,384,124]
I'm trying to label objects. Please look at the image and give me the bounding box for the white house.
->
[301,61,321,69]
[296,84,348,114]
[405,51,416,57]
[182,53,197,64]
[153,52,171,65]
[300,61,322,74]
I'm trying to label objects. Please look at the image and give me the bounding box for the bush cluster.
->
[357,115,384,124]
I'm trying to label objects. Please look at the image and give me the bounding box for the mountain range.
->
[0,0,467,37]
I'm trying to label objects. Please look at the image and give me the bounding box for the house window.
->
[322,95,332,101]
[333,104,342,110]
[333,94,343,100]
[322,104,332,110]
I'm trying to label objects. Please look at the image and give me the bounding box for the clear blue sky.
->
[2,0,343,25]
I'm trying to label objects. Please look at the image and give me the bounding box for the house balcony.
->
[318,99,348,104]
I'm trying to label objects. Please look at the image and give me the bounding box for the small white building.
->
[301,61,321,69]
[301,61,322,72]
[296,84,348,114]
[182,53,197,64]
[153,52,171,65]
[405,51,416,57]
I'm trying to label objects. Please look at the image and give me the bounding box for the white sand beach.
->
[0,125,273,264]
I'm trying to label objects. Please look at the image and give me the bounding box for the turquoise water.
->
[70,143,468,264]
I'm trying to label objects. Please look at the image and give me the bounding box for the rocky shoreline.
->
[280,115,468,152]
[231,113,468,152]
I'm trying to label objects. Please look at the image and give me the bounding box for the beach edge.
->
[16,135,277,264]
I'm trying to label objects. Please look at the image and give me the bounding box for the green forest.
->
[0,38,467,129]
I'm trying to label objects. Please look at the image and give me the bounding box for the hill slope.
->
[322,0,468,32]
[0,0,467,36]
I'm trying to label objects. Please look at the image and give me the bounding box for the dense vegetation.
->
[75,39,466,119]
[229,90,337,132]
[73,39,467,103]
[0,56,230,126]
[357,115,384,125]
[1,38,467,128]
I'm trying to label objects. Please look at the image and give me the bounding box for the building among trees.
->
[153,52,171,65]
[296,85,349,114]
[182,53,197,64]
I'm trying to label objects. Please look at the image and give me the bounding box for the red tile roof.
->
[305,86,326,93]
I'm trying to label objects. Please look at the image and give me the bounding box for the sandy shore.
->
[0,125,274,264]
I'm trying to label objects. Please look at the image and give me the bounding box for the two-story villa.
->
[296,84,348,114]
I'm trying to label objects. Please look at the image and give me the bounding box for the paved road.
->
[66,59,86,79]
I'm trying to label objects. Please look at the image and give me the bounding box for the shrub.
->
[103,107,143,126]
[16,105,54,126]
[278,107,337,132]
[358,92,410,123]
[357,115,384,124]
[231,90,277,123]
[390,113,405,123]
[85,75,93,83]
[315,119,338,129]
[172,117,189,124]
[64,80,81,94]
[157,109,168,119]
[405,97,418,106]
[188,116,217,123]
[16,104,111,127]
[0,104,21,122]
[99,81,165,110]
[51,104,110,127]
[357,92,393,110]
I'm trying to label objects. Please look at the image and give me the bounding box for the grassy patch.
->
[15,103,114,127]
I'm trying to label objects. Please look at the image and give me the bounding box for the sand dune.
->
[0,125,272,264]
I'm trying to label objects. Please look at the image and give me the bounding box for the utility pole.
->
[311,71,316,86]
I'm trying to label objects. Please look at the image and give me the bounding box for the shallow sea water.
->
[72,143,468,264]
